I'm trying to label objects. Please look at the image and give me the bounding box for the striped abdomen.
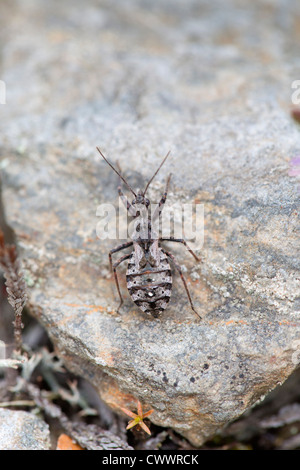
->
[126,248,172,318]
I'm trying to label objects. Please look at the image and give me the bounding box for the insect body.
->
[96,147,201,320]
[126,248,172,318]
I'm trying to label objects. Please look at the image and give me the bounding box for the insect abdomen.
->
[126,250,172,318]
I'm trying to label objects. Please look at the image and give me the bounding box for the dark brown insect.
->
[96,147,201,320]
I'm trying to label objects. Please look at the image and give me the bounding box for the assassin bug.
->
[96,147,201,320]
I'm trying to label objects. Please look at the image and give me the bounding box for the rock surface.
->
[0,409,51,450]
[0,0,300,446]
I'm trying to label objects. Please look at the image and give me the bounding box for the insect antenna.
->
[144,150,171,195]
[96,147,137,197]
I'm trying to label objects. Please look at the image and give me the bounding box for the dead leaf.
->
[56,433,84,450]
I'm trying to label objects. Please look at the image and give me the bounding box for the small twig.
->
[0,357,27,369]
[0,400,35,408]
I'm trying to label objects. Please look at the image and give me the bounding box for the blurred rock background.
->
[0,0,300,449]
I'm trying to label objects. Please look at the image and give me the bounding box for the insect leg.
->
[112,253,131,313]
[164,249,201,320]
[160,237,201,262]
[109,241,133,272]
[152,173,172,220]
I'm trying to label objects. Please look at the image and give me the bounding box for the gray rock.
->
[0,0,300,446]
[0,409,51,450]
